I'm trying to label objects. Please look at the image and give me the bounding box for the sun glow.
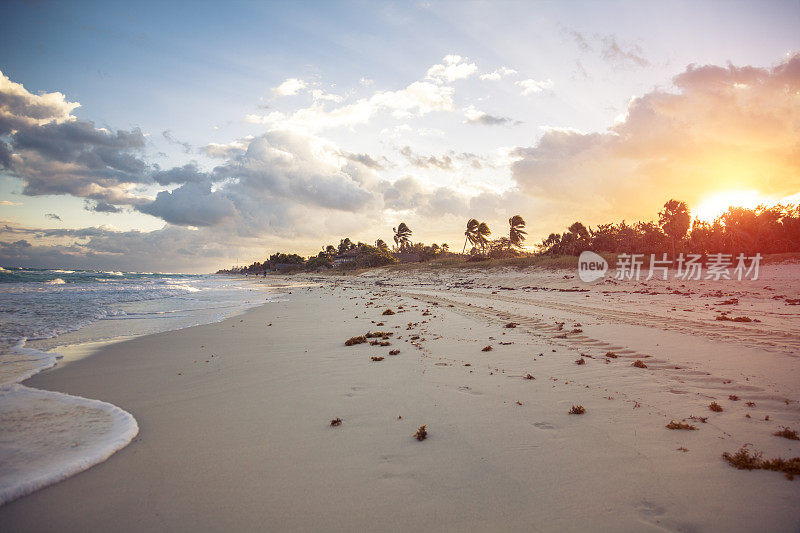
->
[693,190,772,222]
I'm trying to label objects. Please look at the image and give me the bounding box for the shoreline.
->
[1,270,798,531]
[0,276,300,507]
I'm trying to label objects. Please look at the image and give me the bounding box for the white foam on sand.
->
[0,341,138,506]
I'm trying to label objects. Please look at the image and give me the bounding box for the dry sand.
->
[1,265,799,532]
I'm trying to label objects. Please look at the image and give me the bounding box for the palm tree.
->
[393,222,412,251]
[476,222,491,254]
[463,218,479,253]
[376,239,389,252]
[658,199,691,259]
[508,215,527,250]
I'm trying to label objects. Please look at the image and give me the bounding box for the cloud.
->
[516,78,554,96]
[246,81,453,133]
[426,55,477,84]
[0,200,22,206]
[45,213,62,221]
[480,67,518,81]
[271,78,307,97]
[339,151,387,170]
[0,70,80,133]
[600,36,650,68]
[162,129,192,154]
[463,105,518,126]
[137,182,236,226]
[561,29,649,69]
[399,146,454,170]
[151,163,212,186]
[0,71,154,205]
[511,53,800,222]
[84,200,121,213]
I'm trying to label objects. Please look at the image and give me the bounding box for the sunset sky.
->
[1,0,798,272]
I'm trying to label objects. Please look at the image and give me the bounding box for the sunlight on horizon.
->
[692,190,800,222]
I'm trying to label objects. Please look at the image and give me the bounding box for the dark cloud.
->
[152,163,212,186]
[137,183,237,227]
[45,213,62,221]
[0,140,10,168]
[84,200,122,213]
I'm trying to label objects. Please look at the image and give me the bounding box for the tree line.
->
[538,200,800,257]
[218,199,800,274]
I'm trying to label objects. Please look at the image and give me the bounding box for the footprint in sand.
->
[457,385,483,396]
[532,421,557,430]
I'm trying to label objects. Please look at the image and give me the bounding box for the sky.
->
[0,0,798,272]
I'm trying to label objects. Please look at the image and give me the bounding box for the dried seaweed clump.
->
[482,345,493,352]
[575,358,586,365]
[568,405,586,415]
[345,335,367,346]
[709,402,724,412]
[722,446,800,480]
[382,309,395,316]
[729,395,740,401]
[604,351,618,358]
[523,373,535,380]
[632,360,647,368]
[366,331,394,339]
[504,322,518,328]
[413,424,428,441]
[389,350,400,355]
[666,420,697,430]
[330,418,343,426]
[371,356,385,362]
[774,427,800,440]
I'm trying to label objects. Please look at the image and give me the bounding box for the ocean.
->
[0,267,291,505]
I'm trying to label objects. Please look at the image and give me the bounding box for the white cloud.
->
[246,81,453,133]
[463,105,515,126]
[0,200,22,206]
[480,66,518,81]
[516,78,554,96]
[310,89,343,103]
[271,78,307,97]
[426,55,477,84]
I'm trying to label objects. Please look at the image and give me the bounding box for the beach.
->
[1,266,799,532]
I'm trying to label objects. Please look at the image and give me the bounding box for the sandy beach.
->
[0,265,798,532]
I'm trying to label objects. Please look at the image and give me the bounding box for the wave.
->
[0,340,138,505]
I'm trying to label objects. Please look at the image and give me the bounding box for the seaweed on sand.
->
[709,402,723,412]
[773,427,799,440]
[414,425,428,441]
[632,360,647,368]
[330,418,343,426]
[569,405,586,415]
[345,335,367,346]
[722,446,800,480]
[666,420,697,430]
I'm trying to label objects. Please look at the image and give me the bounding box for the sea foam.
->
[0,344,139,506]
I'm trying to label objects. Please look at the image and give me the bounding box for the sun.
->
[692,190,770,222]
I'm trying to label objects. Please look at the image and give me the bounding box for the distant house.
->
[332,249,360,266]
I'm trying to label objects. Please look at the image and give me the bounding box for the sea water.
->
[0,267,289,505]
